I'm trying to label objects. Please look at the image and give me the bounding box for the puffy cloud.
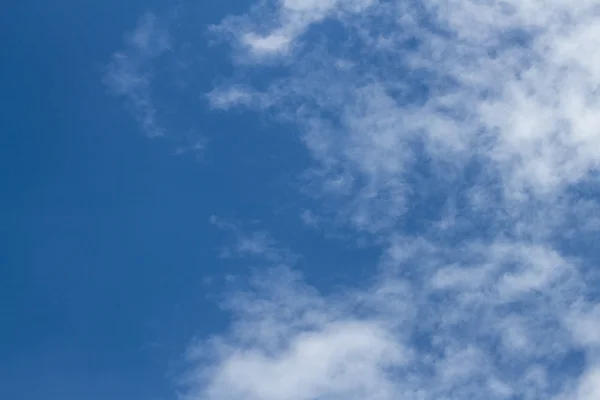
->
[181,240,593,399]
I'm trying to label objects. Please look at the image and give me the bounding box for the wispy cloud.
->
[210,0,376,62]
[110,0,600,399]
[105,12,170,137]
[208,0,600,234]
[209,216,299,266]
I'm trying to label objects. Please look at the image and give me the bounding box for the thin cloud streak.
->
[105,12,170,137]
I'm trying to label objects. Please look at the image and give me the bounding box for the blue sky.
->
[1,2,373,399]
[1,2,244,399]
[3,1,600,400]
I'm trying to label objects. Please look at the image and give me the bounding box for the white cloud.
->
[200,321,406,400]
[212,0,375,61]
[105,12,170,137]
[568,304,600,348]
[576,367,600,400]
[207,0,600,231]
[182,244,593,399]
[111,0,600,399]
[183,268,409,400]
